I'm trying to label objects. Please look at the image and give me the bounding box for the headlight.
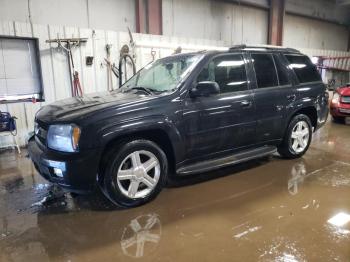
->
[332,93,340,104]
[47,124,81,152]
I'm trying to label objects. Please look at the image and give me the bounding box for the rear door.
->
[249,52,284,143]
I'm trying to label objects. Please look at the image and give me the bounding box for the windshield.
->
[122,54,202,93]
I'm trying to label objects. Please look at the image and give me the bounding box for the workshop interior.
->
[0,0,350,261]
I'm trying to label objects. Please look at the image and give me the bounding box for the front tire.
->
[102,139,168,208]
[278,114,312,159]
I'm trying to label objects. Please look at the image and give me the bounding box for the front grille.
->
[341,96,350,104]
[339,108,350,114]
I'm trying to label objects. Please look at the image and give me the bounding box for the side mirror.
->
[189,81,220,98]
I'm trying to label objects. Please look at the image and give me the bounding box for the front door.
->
[182,53,256,162]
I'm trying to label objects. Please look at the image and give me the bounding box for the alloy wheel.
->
[290,121,310,154]
[116,150,161,199]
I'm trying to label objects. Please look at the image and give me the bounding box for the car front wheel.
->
[101,139,168,208]
[278,114,312,159]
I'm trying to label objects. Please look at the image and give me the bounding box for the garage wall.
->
[283,14,349,51]
[0,0,135,32]
[162,0,269,45]
[0,20,225,147]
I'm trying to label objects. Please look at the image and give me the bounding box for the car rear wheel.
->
[101,139,168,208]
[278,114,312,159]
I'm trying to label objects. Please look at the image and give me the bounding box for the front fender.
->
[97,115,183,161]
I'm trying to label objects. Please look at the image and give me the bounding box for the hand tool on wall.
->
[151,48,156,62]
[105,44,114,91]
[118,45,136,87]
[46,37,87,97]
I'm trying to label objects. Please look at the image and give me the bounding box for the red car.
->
[330,83,350,122]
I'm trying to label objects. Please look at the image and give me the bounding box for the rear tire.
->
[278,114,312,159]
[101,139,168,208]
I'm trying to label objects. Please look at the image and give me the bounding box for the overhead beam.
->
[336,0,350,6]
[268,0,285,46]
[135,0,162,35]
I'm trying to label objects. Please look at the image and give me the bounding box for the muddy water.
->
[0,119,350,261]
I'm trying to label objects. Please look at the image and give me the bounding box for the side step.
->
[177,146,277,175]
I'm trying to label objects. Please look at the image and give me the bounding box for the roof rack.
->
[229,44,300,53]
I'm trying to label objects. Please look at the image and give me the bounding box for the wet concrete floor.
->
[0,118,350,261]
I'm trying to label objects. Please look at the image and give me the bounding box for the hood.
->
[337,84,350,96]
[36,90,155,123]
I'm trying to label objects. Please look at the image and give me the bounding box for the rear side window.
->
[273,54,290,86]
[284,55,321,83]
[197,54,248,93]
[251,53,278,88]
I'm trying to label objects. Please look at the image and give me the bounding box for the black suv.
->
[28,45,329,207]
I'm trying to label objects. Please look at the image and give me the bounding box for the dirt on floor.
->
[0,118,350,261]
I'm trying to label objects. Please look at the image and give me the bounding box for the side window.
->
[197,54,248,93]
[273,54,290,86]
[284,55,321,83]
[251,53,278,88]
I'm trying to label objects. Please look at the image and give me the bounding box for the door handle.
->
[287,94,296,101]
[240,100,252,108]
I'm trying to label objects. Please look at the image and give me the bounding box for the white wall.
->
[0,0,135,31]
[283,14,349,51]
[162,0,269,46]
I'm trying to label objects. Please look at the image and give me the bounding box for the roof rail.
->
[229,44,300,53]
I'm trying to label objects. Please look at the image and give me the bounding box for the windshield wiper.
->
[129,86,158,94]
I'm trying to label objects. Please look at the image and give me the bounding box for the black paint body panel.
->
[28,49,329,192]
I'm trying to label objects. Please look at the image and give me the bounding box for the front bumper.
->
[28,137,101,193]
[330,105,350,117]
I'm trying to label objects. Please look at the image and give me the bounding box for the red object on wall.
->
[136,0,162,35]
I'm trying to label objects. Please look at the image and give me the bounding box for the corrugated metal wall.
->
[0,20,349,148]
[162,0,269,45]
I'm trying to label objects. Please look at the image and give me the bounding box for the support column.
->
[268,0,285,46]
[136,0,162,35]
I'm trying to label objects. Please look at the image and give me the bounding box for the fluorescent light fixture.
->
[227,81,246,86]
[311,56,319,64]
[289,63,306,69]
[327,212,350,227]
[217,61,245,67]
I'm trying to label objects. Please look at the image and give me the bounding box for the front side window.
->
[197,54,248,93]
[284,55,321,84]
[251,53,278,88]
[122,54,202,92]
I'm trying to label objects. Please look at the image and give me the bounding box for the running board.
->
[177,146,277,176]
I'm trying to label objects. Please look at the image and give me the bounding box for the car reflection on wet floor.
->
[0,118,350,261]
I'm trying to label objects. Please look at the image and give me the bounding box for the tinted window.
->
[273,54,290,86]
[197,54,248,93]
[285,55,321,83]
[251,53,278,88]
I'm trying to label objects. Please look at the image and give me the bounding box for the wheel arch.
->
[97,128,177,185]
[288,106,318,130]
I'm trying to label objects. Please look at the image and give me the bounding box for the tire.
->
[101,139,168,208]
[278,114,312,159]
